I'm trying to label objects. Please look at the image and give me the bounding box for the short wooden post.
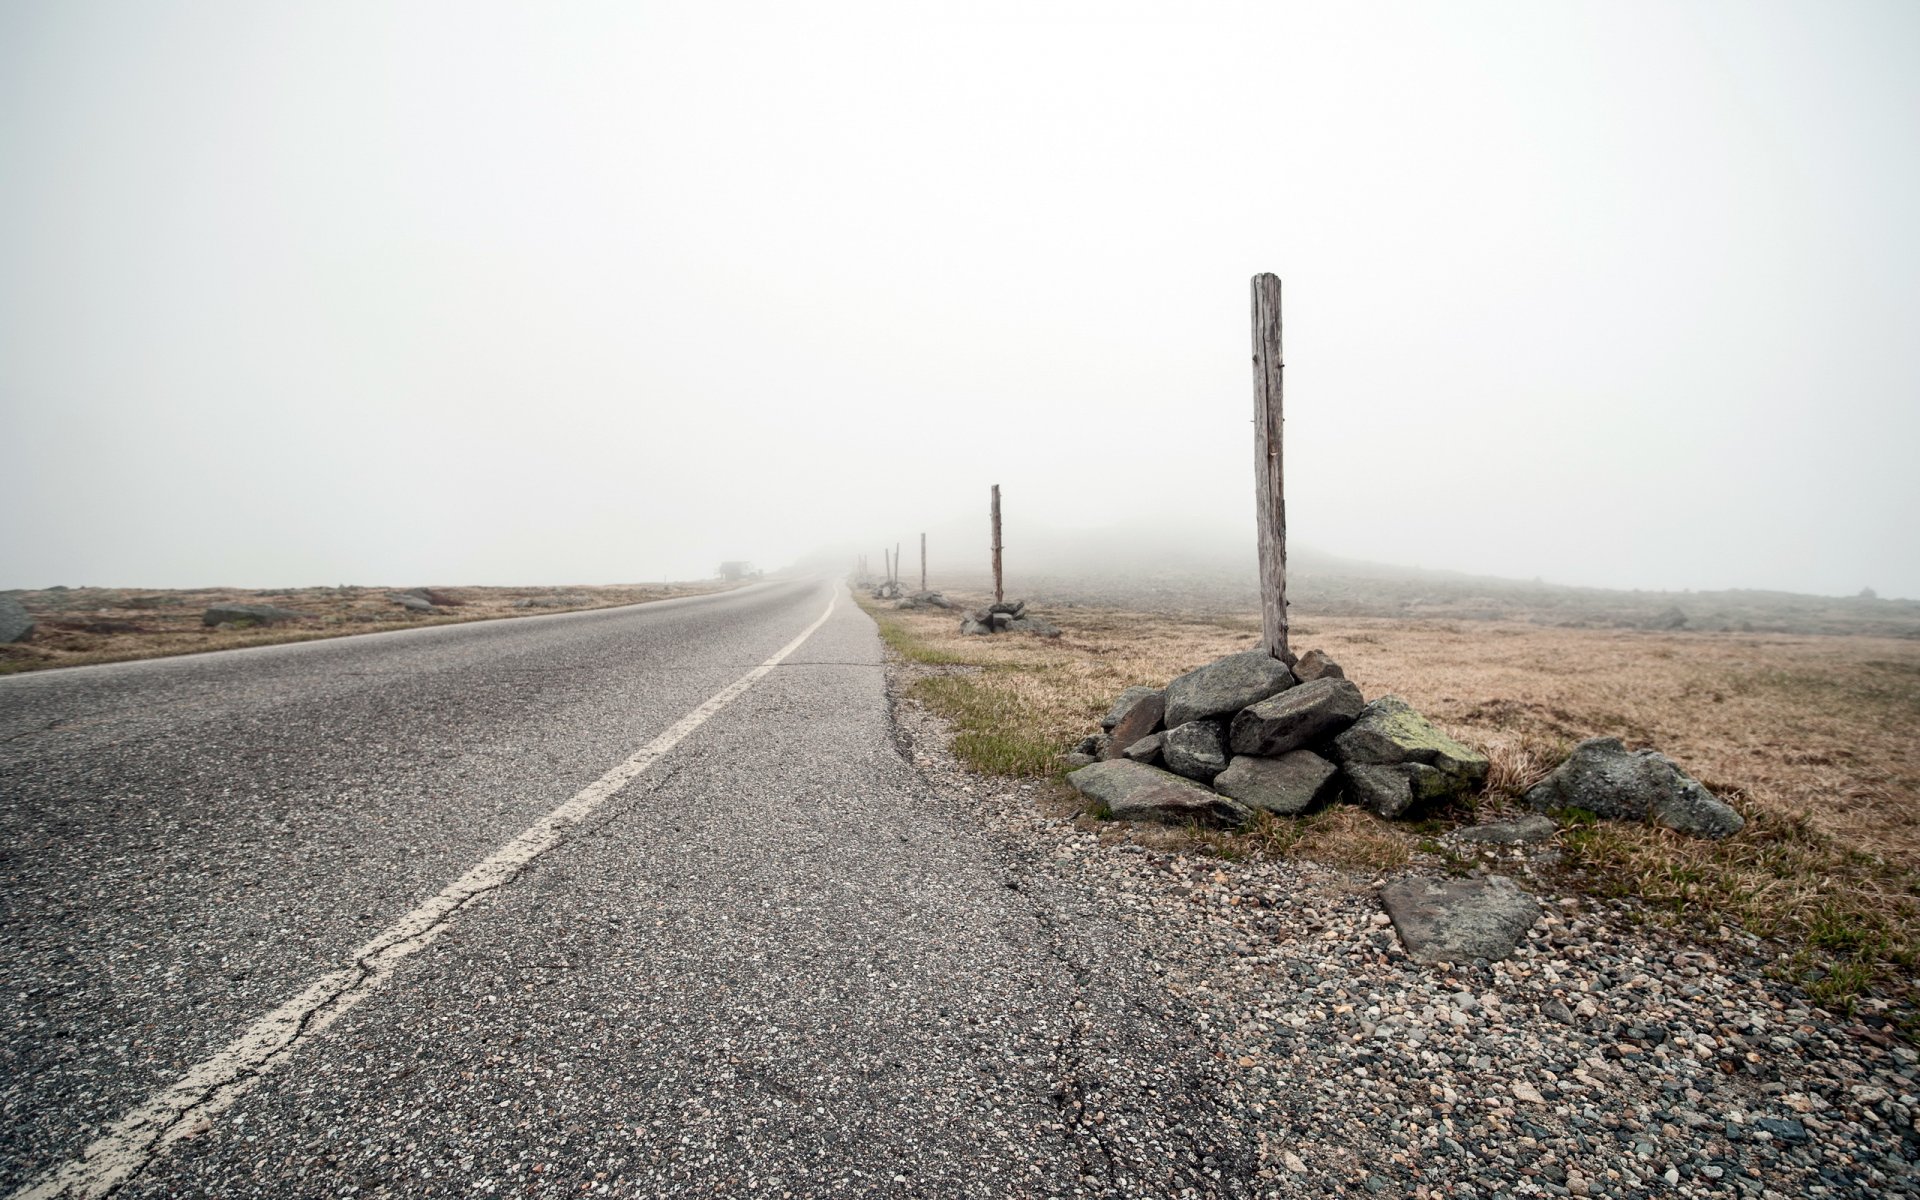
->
[990,484,1004,605]
[920,533,927,592]
[1251,273,1291,664]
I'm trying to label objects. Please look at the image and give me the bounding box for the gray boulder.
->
[1163,650,1295,727]
[1121,732,1166,767]
[1229,677,1365,756]
[959,615,992,636]
[1343,762,1460,819]
[1454,814,1559,844]
[1161,719,1229,782]
[1292,648,1346,681]
[1213,750,1339,816]
[988,599,1027,617]
[1060,752,1098,769]
[0,597,34,643]
[390,594,434,613]
[1100,689,1165,759]
[1380,874,1541,964]
[1332,696,1488,813]
[1524,737,1743,838]
[1067,760,1251,827]
[202,603,305,628]
[1101,687,1161,731]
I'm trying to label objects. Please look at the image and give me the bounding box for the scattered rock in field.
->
[1525,737,1743,838]
[391,593,435,613]
[1379,874,1541,964]
[422,588,466,607]
[1162,719,1230,783]
[1292,648,1345,681]
[1163,650,1295,727]
[1067,759,1250,827]
[202,603,305,628]
[1121,731,1166,767]
[1101,689,1166,759]
[895,590,957,610]
[1004,616,1062,637]
[1333,696,1488,808]
[1213,750,1339,816]
[1060,752,1098,768]
[959,614,993,636]
[1454,814,1559,844]
[0,597,35,643]
[1229,677,1365,756]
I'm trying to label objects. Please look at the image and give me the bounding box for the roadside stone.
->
[959,615,993,636]
[1102,691,1166,760]
[1121,732,1166,767]
[0,596,34,643]
[1067,759,1250,827]
[1343,761,1457,819]
[1332,696,1488,806]
[1379,874,1542,964]
[1228,677,1365,756]
[1213,750,1339,816]
[1162,720,1229,783]
[1455,814,1560,844]
[1525,737,1743,839]
[1004,616,1062,637]
[1163,650,1296,727]
[390,594,434,613]
[1292,648,1345,681]
[1061,752,1098,768]
[1102,687,1162,731]
[201,603,305,628]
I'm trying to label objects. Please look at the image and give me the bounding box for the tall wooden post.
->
[919,533,927,592]
[990,484,1004,605]
[1251,273,1291,664]
[894,542,900,587]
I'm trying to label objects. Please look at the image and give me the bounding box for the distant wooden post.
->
[1251,273,1292,664]
[919,533,927,592]
[990,484,1004,605]
[894,542,900,587]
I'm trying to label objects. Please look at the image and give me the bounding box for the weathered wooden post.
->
[920,533,927,592]
[894,542,901,588]
[1251,273,1292,664]
[990,484,1004,605]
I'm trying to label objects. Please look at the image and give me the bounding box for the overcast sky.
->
[2,1,1915,597]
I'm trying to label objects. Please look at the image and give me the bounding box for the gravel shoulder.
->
[883,654,1920,1198]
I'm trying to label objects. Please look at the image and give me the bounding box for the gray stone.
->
[201,603,305,628]
[1101,686,1162,731]
[1163,650,1296,727]
[959,615,992,636]
[1161,719,1229,783]
[1455,814,1559,844]
[1060,752,1098,768]
[1073,734,1103,756]
[0,596,34,643]
[1332,696,1488,809]
[1100,690,1165,759]
[1213,750,1339,816]
[1292,648,1345,681]
[1229,677,1365,756]
[1067,760,1251,827]
[988,599,1026,617]
[1524,737,1743,838]
[1004,616,1062,637]
[391,594,434,613]
[1343,761,1457,819]
[1379,874,1541,964]
[1121,732,1166,766]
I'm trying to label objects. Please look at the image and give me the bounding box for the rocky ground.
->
[884,663,1920,1198]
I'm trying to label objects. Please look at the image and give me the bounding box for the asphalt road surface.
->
[1,579,1247,1199]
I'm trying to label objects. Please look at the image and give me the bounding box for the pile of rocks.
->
[1066,647,1744,840]
[871,580,905,601]
[959,599,1061,638]
[893,590,958,611]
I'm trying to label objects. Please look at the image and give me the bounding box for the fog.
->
[3,2,1916,598]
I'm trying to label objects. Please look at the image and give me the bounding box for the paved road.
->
[1,580,1244,1199]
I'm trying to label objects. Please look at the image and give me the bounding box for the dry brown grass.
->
[0,581,738,675]
[864,591,1920,1016]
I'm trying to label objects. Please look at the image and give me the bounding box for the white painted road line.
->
[12,590,841,1200]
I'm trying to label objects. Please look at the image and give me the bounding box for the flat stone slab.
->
[1067,759,1251,827]
[1454,815,1559,844]
[1379,874,1541,964]
[1101,689,1165,760]
[1229,677,1364,756]
[1213,750,1339,816]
